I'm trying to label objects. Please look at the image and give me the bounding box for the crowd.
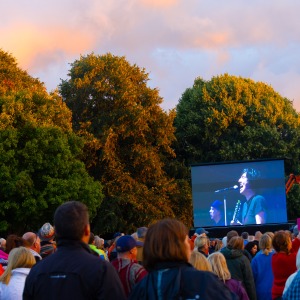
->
[0,201,300,300]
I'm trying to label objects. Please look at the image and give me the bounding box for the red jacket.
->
[272,251,297,299]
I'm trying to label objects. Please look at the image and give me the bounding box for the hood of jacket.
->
[221,246,244,259]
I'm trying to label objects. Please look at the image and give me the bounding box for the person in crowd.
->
[5,235,26,254]
[38,222,56,259]
[88,232,107,260]
[129,218,236,300]
[23,201,126,300]
[0,238,6,251]
[272,231,297,300]
[194,235,210,257]
[237,168,267,225]
[22,232,42,262]
[108,232,122,261]
[245,241,258,258]
[291,225,300,254]
[189,251,212,271]
[0,247,35,300]
[215,239,224,251]
[131,232,138,240]
[241,232,249,246]
[283,248,300,296]
[94,235,104,249]
[222,236,228,248]
[136,226,147,264]
[209,200,225,226]
[208,252,249,300]
[251,233,274,300]
[111,235,147,297]
[94,236,108,261]
[248,235,255,242]
[0,241,8,266]
[209,239,217,254]
[253,231,262,252]
[190,227,209,250]
[220,235,256,300]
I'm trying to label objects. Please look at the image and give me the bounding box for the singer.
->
[231,168,267,225]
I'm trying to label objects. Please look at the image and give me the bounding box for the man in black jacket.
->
[23,201,126,300]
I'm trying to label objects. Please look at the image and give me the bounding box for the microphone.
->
[214,185,239,193]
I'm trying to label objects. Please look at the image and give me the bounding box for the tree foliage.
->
[59,53,190,233]
[0,49,103,234]
[174,74,300,219]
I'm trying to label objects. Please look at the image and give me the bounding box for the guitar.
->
[230,200,242,225]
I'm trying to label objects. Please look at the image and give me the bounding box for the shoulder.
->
[253,194,265,202]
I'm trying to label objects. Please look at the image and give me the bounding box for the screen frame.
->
[191,158,287,228]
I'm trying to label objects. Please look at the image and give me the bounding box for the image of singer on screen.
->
[231,167,267,225]
[209,200,225,226]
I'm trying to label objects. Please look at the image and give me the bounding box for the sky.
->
[1,0,300,112]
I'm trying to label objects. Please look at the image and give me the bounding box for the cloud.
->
[1,0,300,111]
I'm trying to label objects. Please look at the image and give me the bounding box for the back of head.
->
[189,251,211,271]
[226,230,238,244]
[228,236,244,250]
[222,236,227,248]
[272,231,291,254]
[89,232,95,244]
[54,201,89,240]
[143,218,189,270]
[207,252,231,282]
[248,235,255,242]
[137,227,148,239]
[241,232,249,240]
[5,235,26,253]
[255,231,262,241]
[194,236,208,250]
[0,247,35,285]
[94,236,103,249]
[259,233,273,255]
[38,223,55,242]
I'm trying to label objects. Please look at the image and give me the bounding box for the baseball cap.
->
[195,228,209,235]
[116,235,143,252]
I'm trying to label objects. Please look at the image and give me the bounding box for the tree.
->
[174,74,300,219]
[0,49,103,234]
[59,53,187,233]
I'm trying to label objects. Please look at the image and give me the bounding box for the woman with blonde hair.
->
[0,246,35,299]
[208,252,249,300]
[189,251,212,271]
[129,218,235,299]
[251,232,274,300]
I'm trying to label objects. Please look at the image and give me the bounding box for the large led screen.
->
[191,159,287,227]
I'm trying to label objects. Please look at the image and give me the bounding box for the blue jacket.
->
[251,251,274,300]
[129,261,237,300]
[23,239,126,300]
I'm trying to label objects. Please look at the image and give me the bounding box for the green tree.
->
[59,53,188,233]
[174,74,300,219]
[0,49,103,234]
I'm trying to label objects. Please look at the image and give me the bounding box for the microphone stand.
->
[223,193,227,226]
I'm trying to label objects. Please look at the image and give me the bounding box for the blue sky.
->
[1,0,300,111]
